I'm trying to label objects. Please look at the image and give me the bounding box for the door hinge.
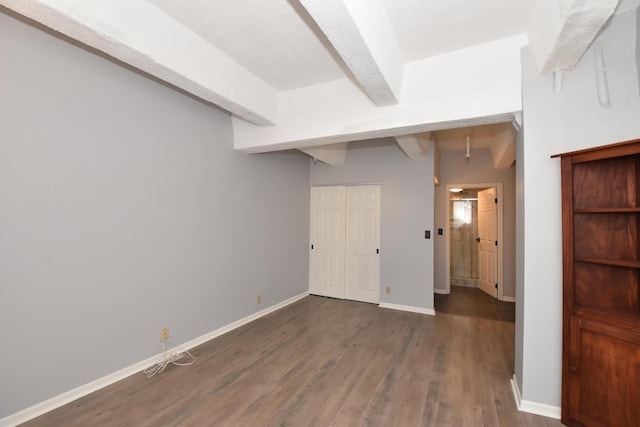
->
[311,244,314,250]
[494,198,498,204]
[495,283,498,289]
[376,248,379,254]
[495,240,498,246]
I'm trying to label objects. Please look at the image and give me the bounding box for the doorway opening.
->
[444,183,504,298]
[449,188,481,289]
[435,182,514,322]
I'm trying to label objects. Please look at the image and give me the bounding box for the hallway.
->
[435,285,515,322]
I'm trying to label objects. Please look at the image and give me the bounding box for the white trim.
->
[510,375,561,420]
[180,291,309,351]
[434,288,449,295]
[0,291,309,427]
[378,302,436,316]
[510,375,523,407]
[501,296,516,302]
[519,399,561,420]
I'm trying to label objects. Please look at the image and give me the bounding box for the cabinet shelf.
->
[575,257,640,268]
[574,307,640,331]
[574,207,640,213]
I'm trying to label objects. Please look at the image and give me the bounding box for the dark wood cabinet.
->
[555,140,640,427]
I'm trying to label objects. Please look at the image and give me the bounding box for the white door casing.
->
[477,188,498,298]
[309,186,346,299]
[345,185,381,304]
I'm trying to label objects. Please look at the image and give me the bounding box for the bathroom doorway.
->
[444,183,505,300]
[449,188,480,288]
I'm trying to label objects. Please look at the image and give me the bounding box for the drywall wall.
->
[0,10,309,419]
[433,148,516,298]
[514,120,525,393]
[637,7,640,96]
[309,139,435,309]
[518,10,640,408]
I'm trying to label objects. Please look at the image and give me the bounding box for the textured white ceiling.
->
[382,0,532,60]
[617,0,640,13]
[149,0,535,91]
[435,123,515,151]
[149,0,348,91]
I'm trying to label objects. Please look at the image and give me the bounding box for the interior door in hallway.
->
[478,188,498,298]
[345,185,381,304]
[309,186,346,299]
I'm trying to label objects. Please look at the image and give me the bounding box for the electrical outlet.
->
[257,294,261,304]
[386,286,391,295]
[160,327,169,342]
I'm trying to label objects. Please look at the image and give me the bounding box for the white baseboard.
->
[501,296,516,302]
[0,291,309,427]
[510,375,561,420]
[178,291,309,352]
[378,302,436,316]
[433,289,449,295]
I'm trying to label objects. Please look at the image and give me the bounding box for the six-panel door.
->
[309,185,381,304]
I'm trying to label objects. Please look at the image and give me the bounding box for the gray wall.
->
[433,148,516,298]
[637,7,640,92]
[518,10,640,406]
[310,140,435,309]
[515,121,525,392]
[0,11,309,418]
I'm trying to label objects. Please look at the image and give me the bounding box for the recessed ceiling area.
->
[434,122,517,169]
[435,123,515,152]
[1,0,631,160]
[332,122,517,170]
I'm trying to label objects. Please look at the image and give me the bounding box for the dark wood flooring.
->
[434,285,516,322]
[22,296,559,426]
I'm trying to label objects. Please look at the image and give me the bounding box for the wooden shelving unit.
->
[554,139,640,427]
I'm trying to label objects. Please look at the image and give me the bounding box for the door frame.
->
[444,182,506,300]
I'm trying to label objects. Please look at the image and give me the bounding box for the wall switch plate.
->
[386,286,391,295]
[257,294,261,304]
[160,327,169,342]
[425,230,431,239]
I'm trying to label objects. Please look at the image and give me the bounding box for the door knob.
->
[476,237,480,242]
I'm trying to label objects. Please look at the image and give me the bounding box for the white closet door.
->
[309,186,346,299]
[345,185,381,304]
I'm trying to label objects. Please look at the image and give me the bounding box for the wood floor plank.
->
[21,296,563,427]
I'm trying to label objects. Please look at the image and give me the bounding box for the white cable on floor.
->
[143,339,196,378]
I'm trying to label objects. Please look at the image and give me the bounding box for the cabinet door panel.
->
[569,317,640,427]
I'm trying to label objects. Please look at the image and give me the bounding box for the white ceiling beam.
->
[299,142,349,166]
[528,0,620,73]
[1,0,279,126]
[298,0,404,106]
[394,132,432,159]
[233,35,527,153]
